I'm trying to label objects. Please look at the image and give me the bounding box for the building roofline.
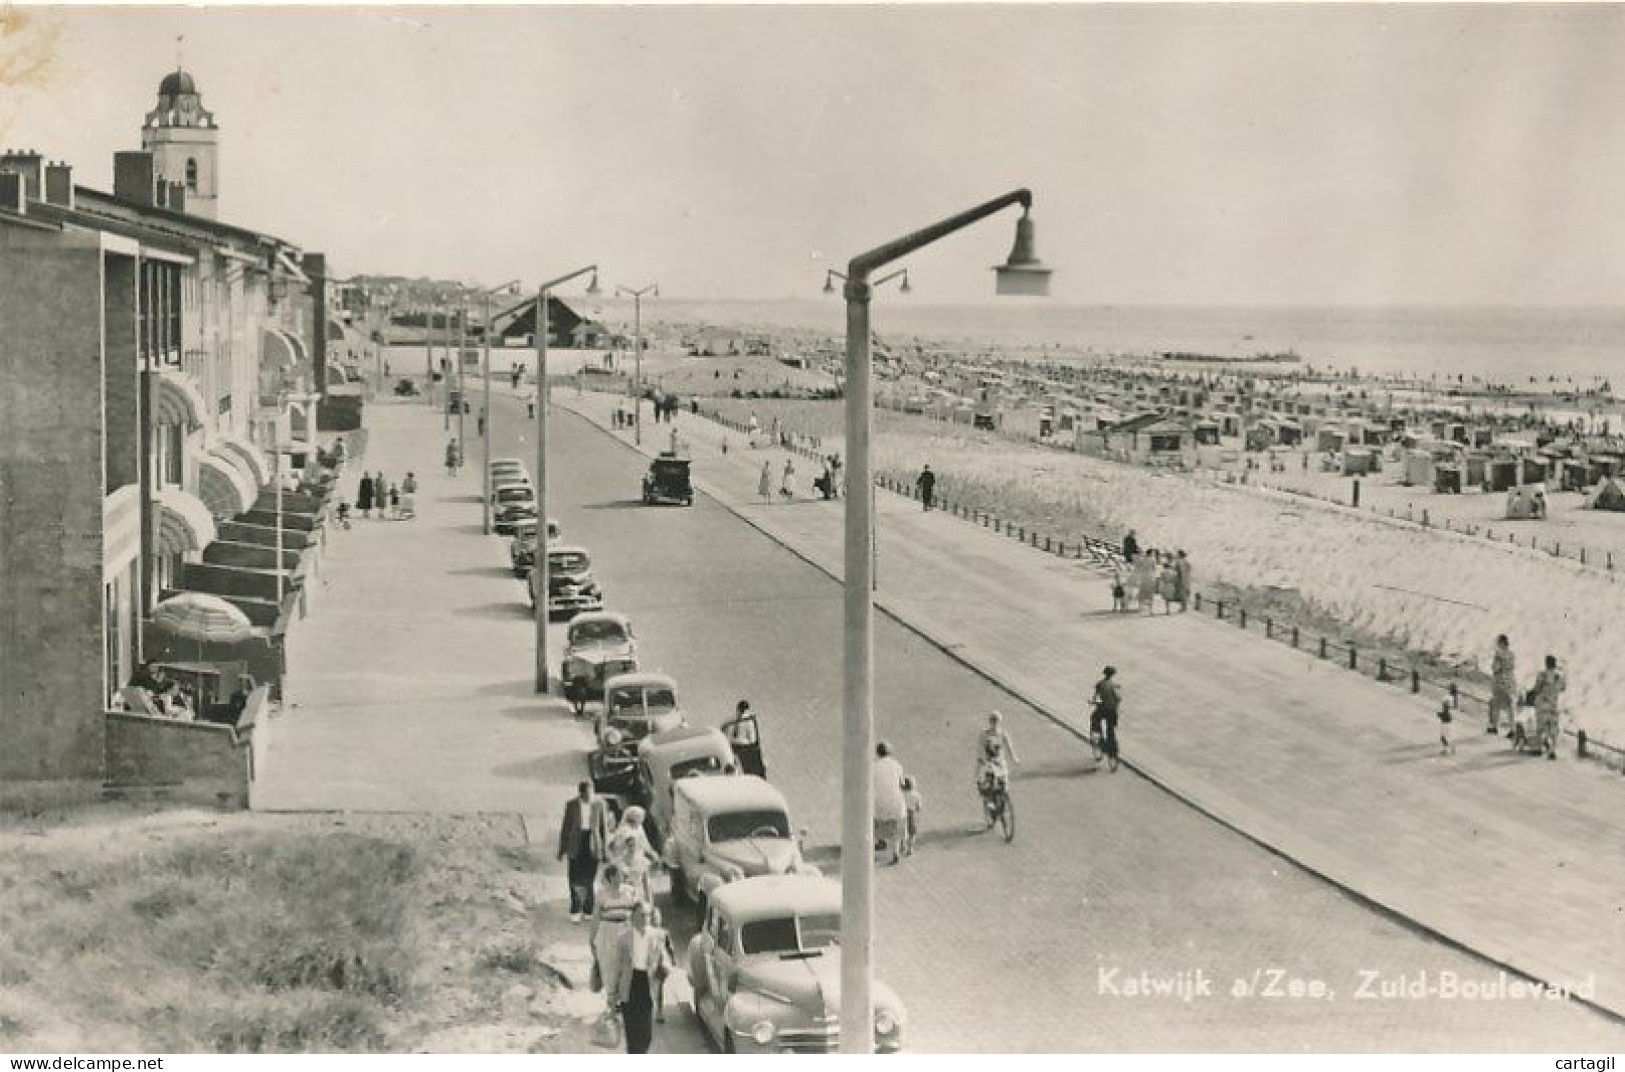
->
[73,184,302,256]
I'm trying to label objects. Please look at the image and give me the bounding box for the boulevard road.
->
[485,385,1623,1052]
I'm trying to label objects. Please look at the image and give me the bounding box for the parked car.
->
[589,672,684,794]
[508,516,561,576]
[491,472,532,503]
[687,875,906,1053]
[642,452,694,506]
[489,456,528,480]
[561,611,639,715]
[493,484,537,535]
[666,775,817,908]
[633,726,736,850]
[529,545,603,617]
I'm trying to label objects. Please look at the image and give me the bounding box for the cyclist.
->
[975,737,1010,828]
[980,710,1021,767]
[1089,666,1122,771]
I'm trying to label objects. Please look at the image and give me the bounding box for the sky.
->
[4,4,1625,306]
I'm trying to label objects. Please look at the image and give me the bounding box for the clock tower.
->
[141,67,218,219]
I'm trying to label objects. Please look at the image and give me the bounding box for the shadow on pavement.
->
[454,601,534,621]
[492,750,592,786]
[448,523,489,536]
[498,702,579,723]
[581,499,647,511]
[439,494,486,504]
[447,565,516,579]
[1015,761,1102,781]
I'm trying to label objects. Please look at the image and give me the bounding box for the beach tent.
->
[1590,476,1625,512]
[1401,451,1434,487]
[1505,483,1549,520]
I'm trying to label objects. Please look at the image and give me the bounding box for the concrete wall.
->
[0,226,108,784]
[104,712,249,808]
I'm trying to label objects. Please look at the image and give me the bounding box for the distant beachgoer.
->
[916,464,936,511]
[1111,569,1128,613]
[759,461,773,504]
[388,483,400,519]
[357,473,375,518]
[780,458,797,501]
[1157,552,1179,613]
[445,440,459,476]
[1133,549,1157,613]
[1437,684,1458,756]
[1173,550,1192,612]
[748,412,761,447]
[401,473,418,519]
[1488,635,1517,735]
[1122,529,1140,562]
[1531,655,1566,759]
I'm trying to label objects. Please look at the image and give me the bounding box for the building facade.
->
[0,69,340,802]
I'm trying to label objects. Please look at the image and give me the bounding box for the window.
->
[185,158,198,192]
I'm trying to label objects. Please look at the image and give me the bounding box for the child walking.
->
[1437,683,1459,755]
[900,776,924,858]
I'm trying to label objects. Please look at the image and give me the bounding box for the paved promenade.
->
[562,388,1625,1022]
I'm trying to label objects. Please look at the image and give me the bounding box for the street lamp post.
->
[617,284,658,445]
[837,190,1049,1054]
[533,265,601,693]
[457,305,468,460]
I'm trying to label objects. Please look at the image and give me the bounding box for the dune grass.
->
[0,813,580,1054]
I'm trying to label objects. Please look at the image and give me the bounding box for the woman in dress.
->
[780,458,796,501]
[590,864,639,1011]
[758,461,773,504]
[1488,634,1516,735]
[605,806,661,904]
[1157,551,1179,614]
[356,473,375,519]
[1133,547,1158,614]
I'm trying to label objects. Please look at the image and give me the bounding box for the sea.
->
[645,300,1625,387]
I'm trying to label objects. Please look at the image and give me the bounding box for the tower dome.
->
[158,69,197,97]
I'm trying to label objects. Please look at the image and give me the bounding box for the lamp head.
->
[900,269,913,295]
[822,271,835,295]
[586,270,601,296]
[993,208,1052,297]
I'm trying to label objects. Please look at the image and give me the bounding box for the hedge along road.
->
[414,380,1625,1052]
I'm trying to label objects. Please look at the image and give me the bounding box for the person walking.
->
[1488,634,1517,735]
[916,464,936,511]
[779,458,796,502]
[1173,550,1192,612]
[591,864,640,1013]
[1122,529,1140,563]
[1531,654,1566,759]
[872,741,908,865]
[606,806,661,904]
[1133,548,1157,614]
[758,461,773,505]
[1157,551,1179,614]
[387,483,401,520]
[1089,666,1123,771]
[400,472,418,519]
[356,472,375,519]
[445,439,459,476]
[1436,684,1459,756]
[609,901,671,1053]
[900,777,924,858]
[557,781,611,922]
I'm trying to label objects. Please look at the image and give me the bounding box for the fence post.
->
[1017,525,1025,541]
[1577,729,1587,759]
[1265,617,1273,639]
[1194,592,1202,611]
[1580,547,1586,565]
[1291,626,1299,648]
[1411,668,1420,693]
[1378,657,1388,681]
[1319,637,1328,659]
[1216,600,1225,620]
[1238,608,1248,629]
[1349,646,1358,671]
[1044,536,1052,552]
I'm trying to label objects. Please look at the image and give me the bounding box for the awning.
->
[198,452,257,519]
[155,367,209,430]
[155,486,217,556]
[261,327,298,370]
[214,432,272,488]
[103,484,142,574]
[274,250,310,285]
[283,331,309,363]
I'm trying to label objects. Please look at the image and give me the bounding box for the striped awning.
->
[156,486,217,556]
[262,327,298,370]
[156,367,208,430]
[214,432,272,488]
[198,451,257,519]
[103,484,142,574]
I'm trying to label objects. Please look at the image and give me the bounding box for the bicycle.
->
[1088,710,1120,773]
[979,779,1016,842]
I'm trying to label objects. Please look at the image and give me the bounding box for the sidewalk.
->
[562,388,1625,1021]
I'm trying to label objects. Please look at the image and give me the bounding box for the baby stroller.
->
[1509,696,1555,757]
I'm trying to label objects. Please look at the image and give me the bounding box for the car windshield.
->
[571,621,627,645]
[739,912,842,956]
[608,687,675,717]
[551,552,589,572]
[670,756,724,780]
[707,808,791,843]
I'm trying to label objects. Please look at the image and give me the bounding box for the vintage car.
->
[490,471,531,503]
[642,452,694,506]
[666,775,817,908]
[561,611,639,715]
[493,484,538,535]
[489,456,528,480]
[688,875,906,1053]
[508,516,562,576]
[530,545,603,617]
[633,726,737,850]
[588,672,684,794]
